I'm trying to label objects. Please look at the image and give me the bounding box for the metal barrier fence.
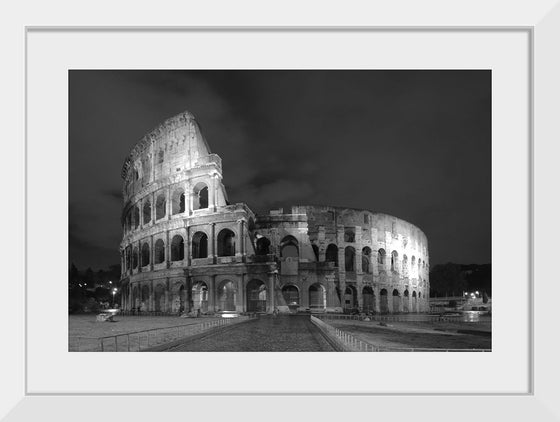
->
[310,316,491,352]
[117,310,182,317]
[70,316,253,352]
[318,313,487,324]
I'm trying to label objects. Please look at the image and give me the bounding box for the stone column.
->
[337,247,345,276]
[186,180,192,215]
[355,247,362,274]
[339,281,346,310]
[267,272,276,313]
[139,199,144,229]
[236,219,244,259]
[151,192,156,223]
[403,293,409,313]
[209,174,216,211]
[150,235,154,270]
[210,223,216,263]
[237,274,245,312]
[166,230,170,267]
[185,273,193,312]
[210,275,217,312]
[137,240,142,272]
[374,286,381,314]
[166,187,171,219]
[129,245,133,276]
[356,277,364,310]
[185,226,190,265]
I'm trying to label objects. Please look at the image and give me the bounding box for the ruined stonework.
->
[119,111,430,314]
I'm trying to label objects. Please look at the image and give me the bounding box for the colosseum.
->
[119,111,430,315]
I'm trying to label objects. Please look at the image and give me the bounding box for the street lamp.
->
[112,288,117,307]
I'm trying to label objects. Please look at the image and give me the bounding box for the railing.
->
[318,313,488,323]
[117,310,183,317]
[70,316,254,352]
[310,316,491,352]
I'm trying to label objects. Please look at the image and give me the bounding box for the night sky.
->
[69,70,491,271]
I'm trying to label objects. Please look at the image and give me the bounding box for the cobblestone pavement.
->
[166,315,336,352]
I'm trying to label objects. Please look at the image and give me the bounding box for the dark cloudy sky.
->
[69,70,491,271]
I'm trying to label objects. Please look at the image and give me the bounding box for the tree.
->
[429,263,467,297]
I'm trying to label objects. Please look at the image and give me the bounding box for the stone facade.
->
[119,111,430,314]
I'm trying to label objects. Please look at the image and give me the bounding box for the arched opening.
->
[309,283,326,310]
[412,290,418,313]
[403,289,410,313]
[411,256,416,276]
[132,247,139,269]
[193,183,209,210]
[141,242,150,267]
[362,247,372,273]
[280,235,299,258]
[158,149,164,164]
[156,193,166,220]
[325,244,338,266]
[379,288,389,314]
[344,285,358,310]
[344,246,355,272]
[154,239,165,264]
[377,248,386,268]
[143,200,151,224]
[246,279,267,313]
[312,244,319,261]
[282,285,299,309]
[141,285,150,311]
[255,236,271,255]
[171,235,184,261]
[192,281,209,313]
[391,251,399,272]
[154,284,165,312]
[362,286,375,313]
[192,232,208,259]
[218,280,236,312]
[133,206,140,229]
[171,188,185,215]
[217,229,235,257]
[402,254,409,276]
[392,289,401,313]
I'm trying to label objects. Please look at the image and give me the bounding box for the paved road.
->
[166,315,335,352]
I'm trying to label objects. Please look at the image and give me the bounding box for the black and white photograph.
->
[68,70,491,352]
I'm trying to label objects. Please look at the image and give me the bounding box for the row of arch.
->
[124,182,209,233]
[123,229,236,270]
[255,234,427,275]
[128,279,270,313]
[343,286,423,313]
[126,280,425,313]
[127,280,328,313]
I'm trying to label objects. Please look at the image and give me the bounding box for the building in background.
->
[119,111,430,314]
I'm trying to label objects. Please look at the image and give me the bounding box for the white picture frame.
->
[4,0,560,419]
